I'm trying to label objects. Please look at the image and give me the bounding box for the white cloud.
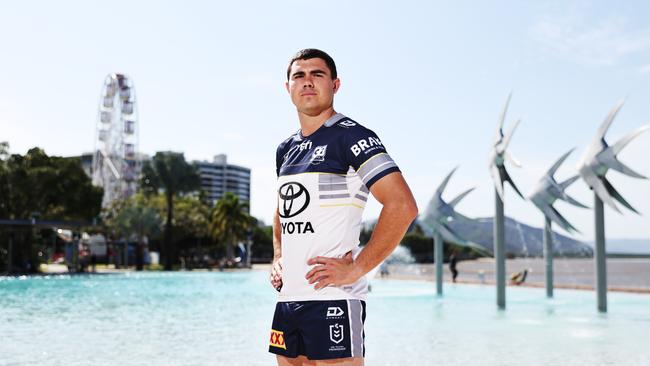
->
[531,16,650,67]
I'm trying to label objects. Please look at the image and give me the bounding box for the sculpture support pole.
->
[543,217,553,298]
[494,189,506,309]
[7,235,12,274]
[434,231,443,295]
[594,194,607,313]
[124,242,129,269]
[72,239,78,272]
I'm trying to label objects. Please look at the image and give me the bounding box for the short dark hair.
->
[286,48,337,80]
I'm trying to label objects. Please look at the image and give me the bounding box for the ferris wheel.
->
[92,73,139,207]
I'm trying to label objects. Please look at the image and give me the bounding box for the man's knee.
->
[314,357,363,365]
[277,355,363,366]
[277,355,312,366]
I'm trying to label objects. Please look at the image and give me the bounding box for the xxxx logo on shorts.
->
[269,329,286,350]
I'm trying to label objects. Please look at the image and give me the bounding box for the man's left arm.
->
[305,172,418,289]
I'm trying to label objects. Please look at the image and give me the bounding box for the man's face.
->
[286,58,340,117]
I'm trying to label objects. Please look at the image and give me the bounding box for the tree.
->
[251,224,273,262]
[0,148,102,221]
[0,146,102,273]
[210,192,252,263]
[0,142,10,218]
[0,142,9,269]
[103,195,162,270]
[401,232,434,262]
[140,152,200,270]
[0,142,8,157]
[169,195,211,269]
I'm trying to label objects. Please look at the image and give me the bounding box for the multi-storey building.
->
[196,154,251,205]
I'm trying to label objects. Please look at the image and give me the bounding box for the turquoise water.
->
[1,271,649,366]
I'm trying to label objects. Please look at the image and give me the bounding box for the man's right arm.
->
[270,206,283,291]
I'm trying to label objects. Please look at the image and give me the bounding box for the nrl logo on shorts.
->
[326,307,344,318]
[329,323,344,344]
[310,145,327,165]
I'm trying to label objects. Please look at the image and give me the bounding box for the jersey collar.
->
[297,113,348,140]
[323,112,347,127]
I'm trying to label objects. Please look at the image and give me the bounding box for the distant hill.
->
[363,216,593,257]
[594,239,650,255]
[443,216,592,257]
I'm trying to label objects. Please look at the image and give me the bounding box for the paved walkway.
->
[40,259,650,293]
[382,258,650,293]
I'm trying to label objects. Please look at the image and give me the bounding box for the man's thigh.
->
[277,355,363,366]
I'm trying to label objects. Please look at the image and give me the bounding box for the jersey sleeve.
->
[344,126,400,189]
[276,144,283,177]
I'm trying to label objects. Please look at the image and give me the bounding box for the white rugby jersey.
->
[276,113,400,301]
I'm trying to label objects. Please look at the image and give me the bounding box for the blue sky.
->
[1,0,649,241]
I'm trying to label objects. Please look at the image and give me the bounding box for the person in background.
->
[449,252,458,283]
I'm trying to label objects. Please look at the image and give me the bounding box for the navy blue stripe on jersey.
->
[365,166,400,189]
[276,113,400,189]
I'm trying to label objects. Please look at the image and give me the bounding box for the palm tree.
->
[210,192,252,263]
[0,142,10,219]
[141,152,200,270]
[104,197,162,271]
[0,141,8,158]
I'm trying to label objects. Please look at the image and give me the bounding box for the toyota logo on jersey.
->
[278,182,310,218]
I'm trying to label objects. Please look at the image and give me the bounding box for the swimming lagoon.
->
[1,271,649,365]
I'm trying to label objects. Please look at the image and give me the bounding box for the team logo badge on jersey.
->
[310,145,327,165]
[278,182,310,218]
[338,120,357,128]
[329,323,344,344]
[270,329,286,350]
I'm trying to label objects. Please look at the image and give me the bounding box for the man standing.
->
[449,252,458,283]
[269,49,418,366]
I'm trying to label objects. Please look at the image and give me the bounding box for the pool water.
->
[1,271,649,365]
